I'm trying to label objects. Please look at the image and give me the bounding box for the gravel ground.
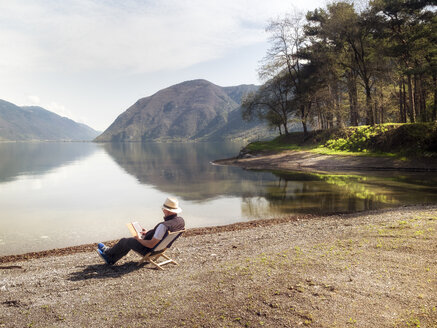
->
[1,205,436,328]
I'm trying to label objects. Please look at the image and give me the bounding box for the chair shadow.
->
[68,261,155,281]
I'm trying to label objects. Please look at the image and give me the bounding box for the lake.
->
[1,141,437,256]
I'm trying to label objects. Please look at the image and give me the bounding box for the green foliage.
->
[324,125,389,152]
[243,123,437,157]
[255,0,437,135]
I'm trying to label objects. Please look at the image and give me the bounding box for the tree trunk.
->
[418,74,427,122]
[374,98,379,124]
[316,102,324,130]
[322,112,326,129]
[407,73,416,123]
[335,96,344,128]
[300,105,308,136]
[374,85,380,124]
[348,70,359,126]
[414,73,424,121]
[379,88,384,124]
[326,85,335,128]
[283,123,289,135]
[403,80,408,123]
[380,105,384,124]
[433,72,437,121]
[301,121,308,135]
[399,78,406,123]
[365,84,375,125]
[332,81,344,128]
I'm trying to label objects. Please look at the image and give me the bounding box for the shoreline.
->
[213,150,437,173]
[0,213,315,264]
[0,204,432,264]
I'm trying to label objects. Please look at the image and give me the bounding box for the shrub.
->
[324,125,389,152]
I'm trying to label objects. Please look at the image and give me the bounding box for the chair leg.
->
[151,253,179,270]
[137,250,179,269]
[161,253,179,266]
[138,254,151,265]
[149,258,166,270]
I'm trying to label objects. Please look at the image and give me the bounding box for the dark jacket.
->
[143,214,185,240]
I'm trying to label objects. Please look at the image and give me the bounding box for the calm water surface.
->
[1,142,437,256]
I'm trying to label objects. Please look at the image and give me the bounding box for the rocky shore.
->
[1,205,436,327]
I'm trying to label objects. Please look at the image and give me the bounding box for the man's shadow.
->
[68,261,154,281]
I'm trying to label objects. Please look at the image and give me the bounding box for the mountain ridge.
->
[0,99,99,141]
[95,79,269,142]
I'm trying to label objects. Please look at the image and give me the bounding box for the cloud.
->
[27,95,41,105]
[0,0,297,74]
[26,94,75,121]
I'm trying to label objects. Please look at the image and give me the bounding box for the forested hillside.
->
[242,0,436,136]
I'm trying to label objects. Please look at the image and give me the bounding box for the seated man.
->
[97,197,185,265]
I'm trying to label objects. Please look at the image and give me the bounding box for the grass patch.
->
[246,139,308,153]
[244,123,437,159]
[309,145,398,158]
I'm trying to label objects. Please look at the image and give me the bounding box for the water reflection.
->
[242,170,437,217]
[0,142,97,183]
[102,143,437,216]
[101,142,270,201]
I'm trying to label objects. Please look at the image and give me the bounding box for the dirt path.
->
[1,205,436,327]
[214,150,437,172]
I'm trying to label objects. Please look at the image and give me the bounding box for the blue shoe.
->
[96,249,113,265]
[98,243,109,253]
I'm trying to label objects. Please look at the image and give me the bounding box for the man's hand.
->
[134,236,160,248]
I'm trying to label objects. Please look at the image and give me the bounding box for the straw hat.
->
[162,197,182,214]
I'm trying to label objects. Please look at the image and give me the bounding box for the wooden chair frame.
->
[138,229,185,270]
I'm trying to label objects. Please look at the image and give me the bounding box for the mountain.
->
[0,100,99,141]
[95,79,271,142]
[223,84,258,104]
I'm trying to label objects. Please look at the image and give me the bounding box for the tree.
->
[259,12,306,80]
[306,2,380,125]
[242,72,294,135]
[259,12,314,135]
[249,0,436,135]
[371,0,437,122]
[303,12,351,127]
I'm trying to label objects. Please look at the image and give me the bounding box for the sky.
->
[0,0,327,131]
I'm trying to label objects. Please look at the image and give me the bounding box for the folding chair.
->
[138,229,185,270]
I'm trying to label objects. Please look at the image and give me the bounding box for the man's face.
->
[162,209,172,217]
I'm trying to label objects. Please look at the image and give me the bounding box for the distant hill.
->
[0,100,99,141]
[222,84,258,104]
[95,79,272,142]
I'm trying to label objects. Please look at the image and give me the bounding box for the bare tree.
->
[259,11,305,81]
[242,72,294,135]
[247,11,315,135]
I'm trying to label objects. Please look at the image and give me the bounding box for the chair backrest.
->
[153,229,185,252]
